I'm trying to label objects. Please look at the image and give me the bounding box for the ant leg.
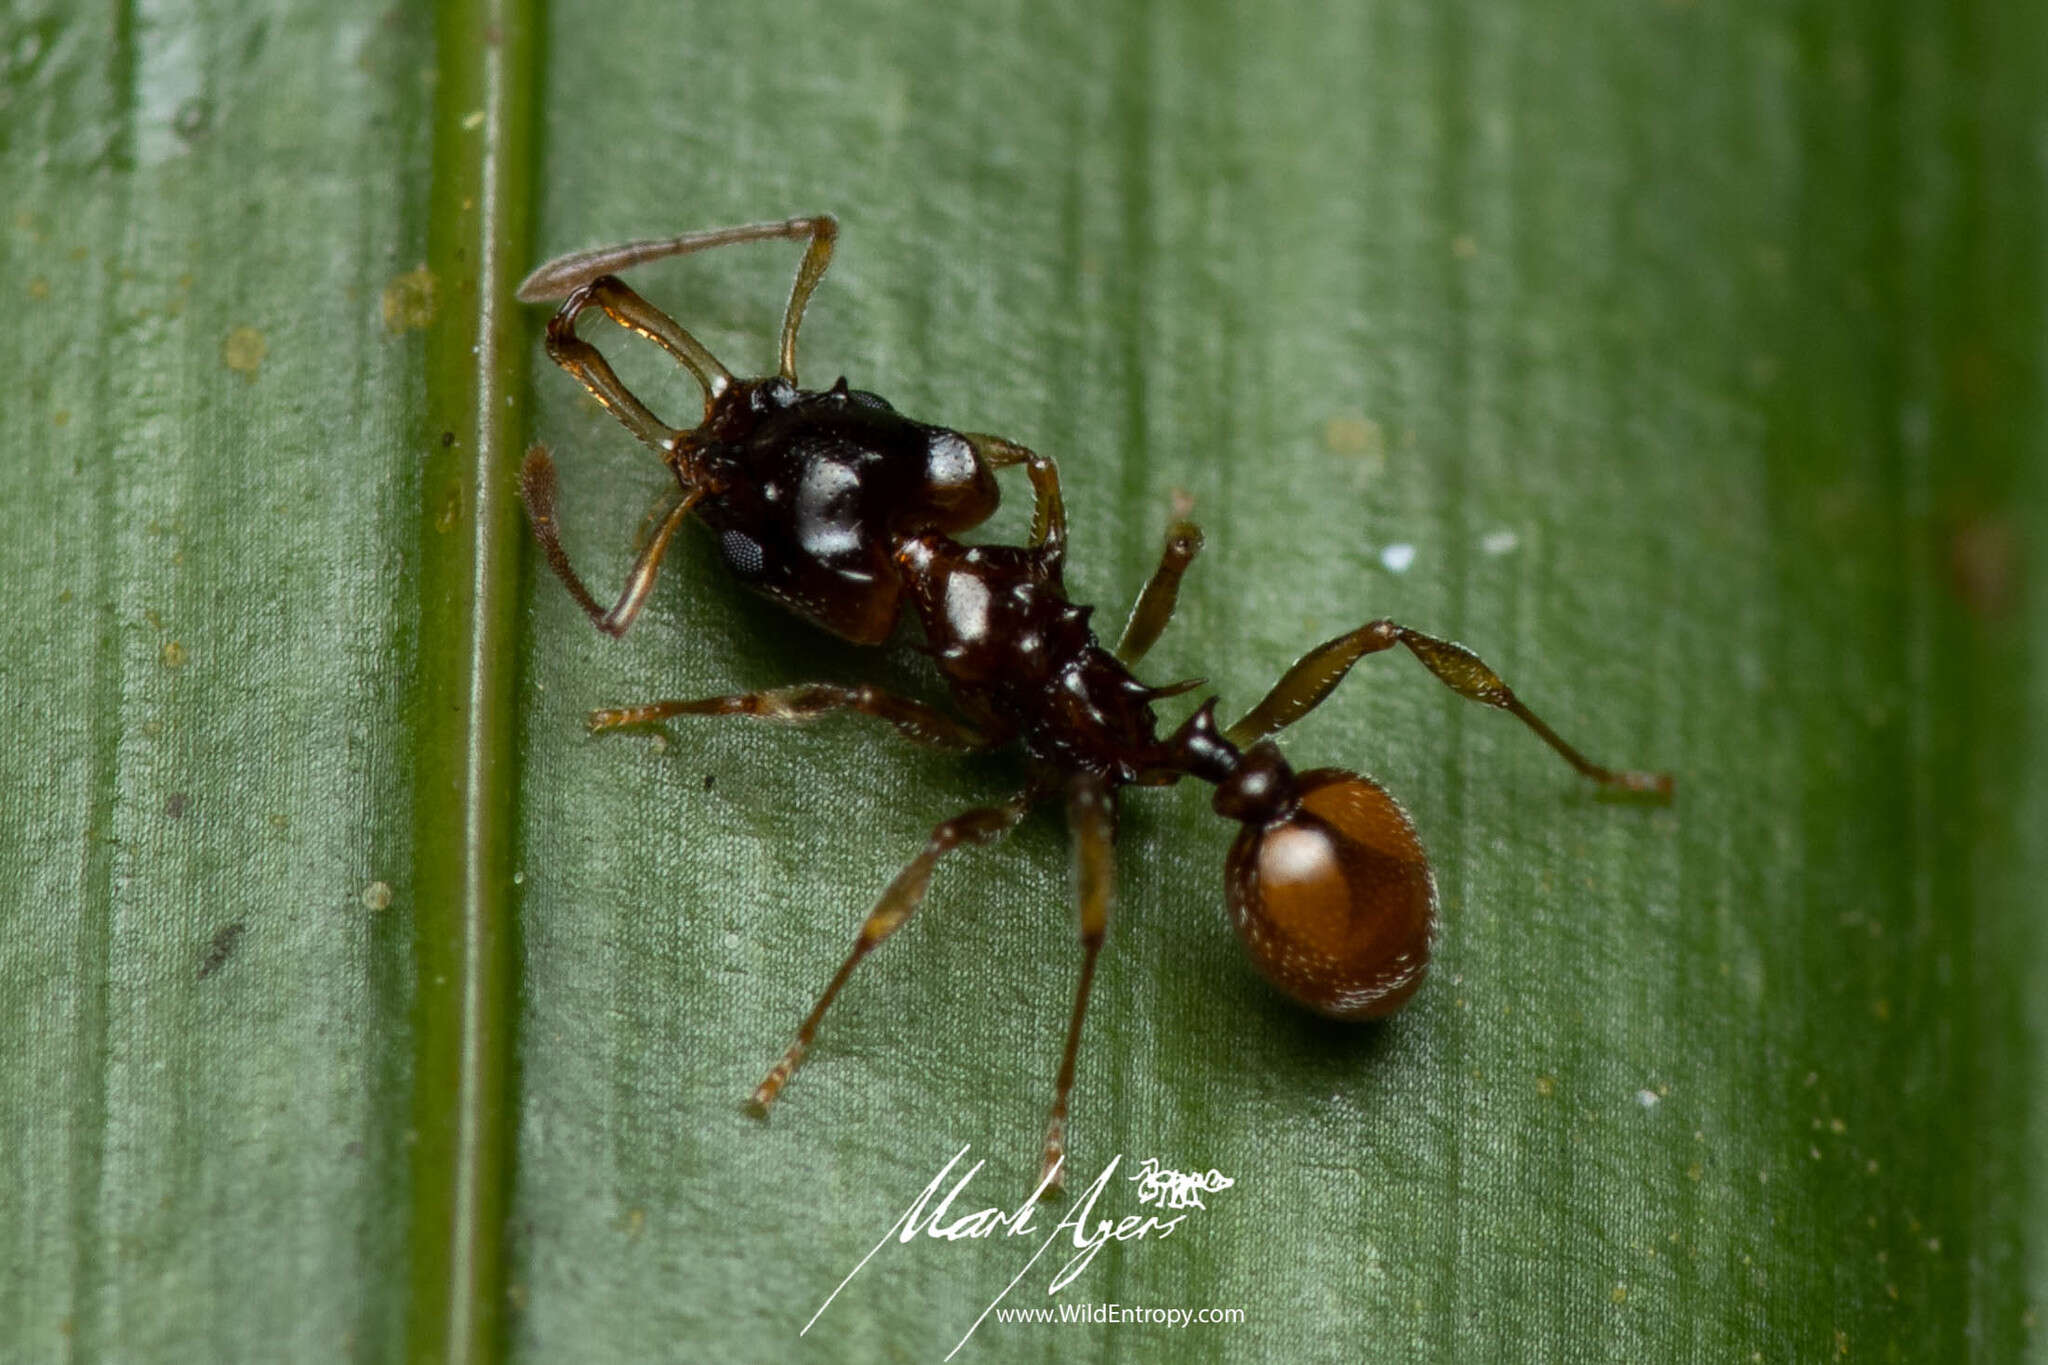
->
[520,446,702,638]
[775,216,838,385]
[1225,619,1673,796]
[748,791,1038,1115]
[543,298,689,454]
[1114,521,1204,665]
[516,215,838,386]
[1039,775,1117,1196]
[964,434,1066,575]
[586,683,993,751]
[548,276,732,421]
[576,276,734,405]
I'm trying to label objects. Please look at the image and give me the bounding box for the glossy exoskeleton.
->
[517,216,1672,1193]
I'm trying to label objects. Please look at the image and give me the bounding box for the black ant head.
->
[1212,742,1437,1020]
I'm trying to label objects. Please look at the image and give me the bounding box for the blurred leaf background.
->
[2,1,2042,1362]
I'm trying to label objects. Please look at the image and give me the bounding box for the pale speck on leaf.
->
[222,325,267,379]
[382,267,438,332]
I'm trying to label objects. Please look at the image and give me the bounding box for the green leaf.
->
[3,3,434,1360]
[405,2,534,1361]
[3,2,2043,1363]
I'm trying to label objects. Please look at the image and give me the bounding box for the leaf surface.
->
[2,2,2042,1362]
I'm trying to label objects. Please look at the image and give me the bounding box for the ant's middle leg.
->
[521,446,701,638]
[965,434,1066,577]
[1114,521,1204,666]
[587,683,994,751]
[748,790,1038,1115]
[1226,619,1673,796]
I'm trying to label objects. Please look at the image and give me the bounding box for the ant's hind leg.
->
[1114,521,1204,666]
[521,447,701,638]
[516,215,838,386]
[587,683,993,751]
[1226,619,1672,796]
[748,791,1037,1116]
[1039,775,1117,1197]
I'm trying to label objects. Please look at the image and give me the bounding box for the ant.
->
[516,215,1672,1194]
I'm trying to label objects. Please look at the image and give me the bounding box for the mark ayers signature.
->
[803,1145,1235,1358]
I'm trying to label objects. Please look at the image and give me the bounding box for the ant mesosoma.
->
[516,215,1672,1194]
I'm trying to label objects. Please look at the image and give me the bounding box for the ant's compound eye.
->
[1223,770,1436,1020]
[719,529,767,578]
[848,388,893,411]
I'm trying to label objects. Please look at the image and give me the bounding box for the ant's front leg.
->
[547,275,734,425]
[561,274,740,410]
[588,683,996,751]
[520,446,702,639]
[965,434,1066,581]
[517,215,837,385]
[1228,619,1672,796]
[541,290,694,453]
